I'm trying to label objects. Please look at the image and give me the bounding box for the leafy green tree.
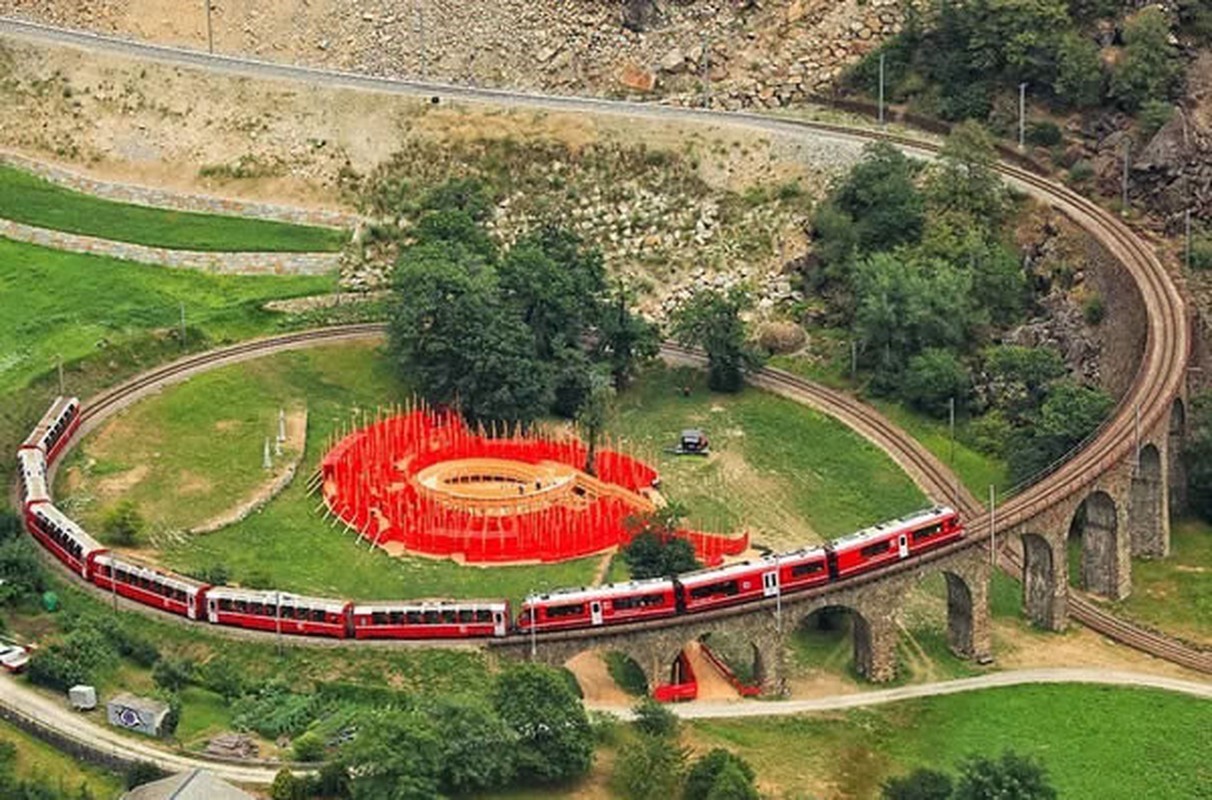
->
[310,761,351,799]
[576,367,616,476]
[0,538,47,606]
[152,657,194,693]
[685,749,757,800]
[1009,381,1113,482]
[983,345,1066,422]
[595,279,660,390]
[101,500,144,546]
[493,664,594,784]
[291,731,325,763]
[881,767,954,800]
[925,122,1009,232]
[612,734,689,800]
[954,751,1057,800]
[389,241,551,424]
[421,176,494,221]
[341,709,444,800]
[425,695,518,795]
[830,142,925,256]
[1053,31,1104,107]
[159,693,182,737]
[671,288,762,393]
[902,349,972,417]
[705,760,760,800]
[622,505,701,579]
[632,696,679,738]
[270,768,307,800]
[1111,7,1183,111]
[412,208,497,262]
[198,657,246,701]
[0,511,21,542]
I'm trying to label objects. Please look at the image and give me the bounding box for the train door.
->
[897,533,909,559]
[187,593,197,620]
[590,601,604,626]
[493,610,506,637]
[762,570,779,598]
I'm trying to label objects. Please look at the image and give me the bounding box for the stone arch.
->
[691,633,759,698]
[796,605,884,681]
[943,572,976,657]
[1070,490,1128,599]
[562,648,650,703]
[1021,532,1062,630]
[1130,443,1168,557]
[1169,397,1187,514]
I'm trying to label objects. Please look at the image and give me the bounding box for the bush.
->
[152,657,195,693]
[1068,160,1094,184]
[632,696,678,738]
[198,657,246,700]
[902,349,971,418]
[159,693,182,738]
[111,625,159,668]
[1139,99,1175,140]
[606,652,649,696]
[1082,294,1105,325]
[101,499,144,546]
[685,749,757,800]
[271,768,307,800]
[291,731,325,762]
[612,734,688,800]
[1025,121,1063,148]
[1189,235,1212,270]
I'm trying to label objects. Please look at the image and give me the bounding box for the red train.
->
[14,397,964,645]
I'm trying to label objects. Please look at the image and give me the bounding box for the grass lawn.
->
[63,352,924,605]
[0,163,346,251]
[688,684,1212,799]
[1107,518,1212,645]
[0,237,335,394]
[0,716,123,797]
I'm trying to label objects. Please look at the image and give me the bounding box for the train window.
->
[424,611,440,624]
[407,611,422,624]
[458,610,474,623]
[234,601,248,614]
[442,610,457,624]
[475,610,492,623]
[312,610,326,623]
[372,612,388,625]
[613,593,666,611]
[791,562,824,577]
[912,524,942,541]
[389,612,404,625]
[860,540,891,558]
[546,603,585,618]
[250,603,265,616]
[689,580,739,600]
[220,599,234,612]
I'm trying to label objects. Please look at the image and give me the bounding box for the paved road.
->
[1,669,1206,786]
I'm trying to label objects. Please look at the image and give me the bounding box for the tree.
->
[671,288,762,393]
[595,279,660,390]
[0,538,47,606]
[705,760,760,800]
[1009,381,1113,482]
[925,122,1009,232]
[577,367,616,476]
[612,734,688,800]
[685,749,757,800]
[159,693,182,737]
[425,695,518,795]
[389,241,551,424]
[982,345,1066,422]
[1053,31,1103,108]
[622,505,702,579]
[291,731,325,763]
[1111,8,1183,111]
[953,751,1057,800]
[830,141,925,255]
[102,500,144,546]
[902,349,972,417]
[152,657,194,693]
[632,696,678,738]
[340,709,444,800]
[492,664,594,784]
[881,767,954,800]
[270,768,307,800]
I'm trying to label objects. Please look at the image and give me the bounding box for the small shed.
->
[121,769,254,800]
[107,693,169,738]
[68,685,96,711]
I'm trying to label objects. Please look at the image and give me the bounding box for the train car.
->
[25,503,105,579]
[17,449,49,510]
[351,600,509,639]
[518,577,678,632]
[92,553,210,620]
[827,506,961,579]
[205,587,351,639]
[775,546,831,594]
[20,397,81,463]
[675,557,780,615]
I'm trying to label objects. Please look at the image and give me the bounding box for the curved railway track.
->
[1,16,1206,672]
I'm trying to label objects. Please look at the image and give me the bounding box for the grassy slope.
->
[0,164,346,251]
[0,717,123,797]
[1107,518,1212,645]
[689,685,1212,799]
[61,352,923,605]
[0,237,334,394]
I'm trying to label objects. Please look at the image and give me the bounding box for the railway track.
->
[2,16,1205,672]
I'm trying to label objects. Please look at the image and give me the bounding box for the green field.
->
[59,347,925,605]
[1108,518,1212,645]
[688,685,1212,799]
[0,164,347,252]
[0,716,122,798]
[0,237,335,394]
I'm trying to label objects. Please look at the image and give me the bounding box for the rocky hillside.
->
[0,0,901,110]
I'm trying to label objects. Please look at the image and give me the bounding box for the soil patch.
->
[567,651,634,708]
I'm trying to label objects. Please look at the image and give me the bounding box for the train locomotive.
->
[14,396,965,643]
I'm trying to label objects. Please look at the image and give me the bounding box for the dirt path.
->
[684,641,742,702]
[566,651,634,707]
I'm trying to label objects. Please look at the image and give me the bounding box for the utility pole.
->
[275,591,283,655]
[1018,83,1027,150]
[205,0,214,54]
[417,0,427,81]
[878,52,886,126]
[850,339,858,383]
[701,33,711,109]
[179,302,187,347]
[988,485,996,568]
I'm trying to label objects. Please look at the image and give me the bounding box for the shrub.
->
[632,696,678,738]
[1025,121,1063,148]
[1189,235,1212,270]
[101,499,144,546]
[902,349,971,418]
[1082,293,1105,325]
[685,749,757,800]
[1138,99,1174,140]
[881,767,954,799]
[292,732,325,762]
[271,768,307,800]
[1068,160,1094,185]
[152,657,194,692]
[111,625,159,667]
[612,734,689,800]
[606,652,649,696]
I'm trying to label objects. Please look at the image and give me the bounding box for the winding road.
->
[0,13,1208,783]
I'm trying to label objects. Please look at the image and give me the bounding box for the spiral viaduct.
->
[2,18,1208,690]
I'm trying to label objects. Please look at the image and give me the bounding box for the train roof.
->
[675,555,780,586]
[205,586,350,611]
[526,576,676,605]
[31,504,104,551]
[21,396,79,451]
[828,506,955,550]
[17,451,49,502]
[353,599,509,614]
[775,545,828,562]
[94,553,208,592]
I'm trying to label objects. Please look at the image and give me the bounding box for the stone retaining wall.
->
[0,149,360,229]
[0,218,341,276]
